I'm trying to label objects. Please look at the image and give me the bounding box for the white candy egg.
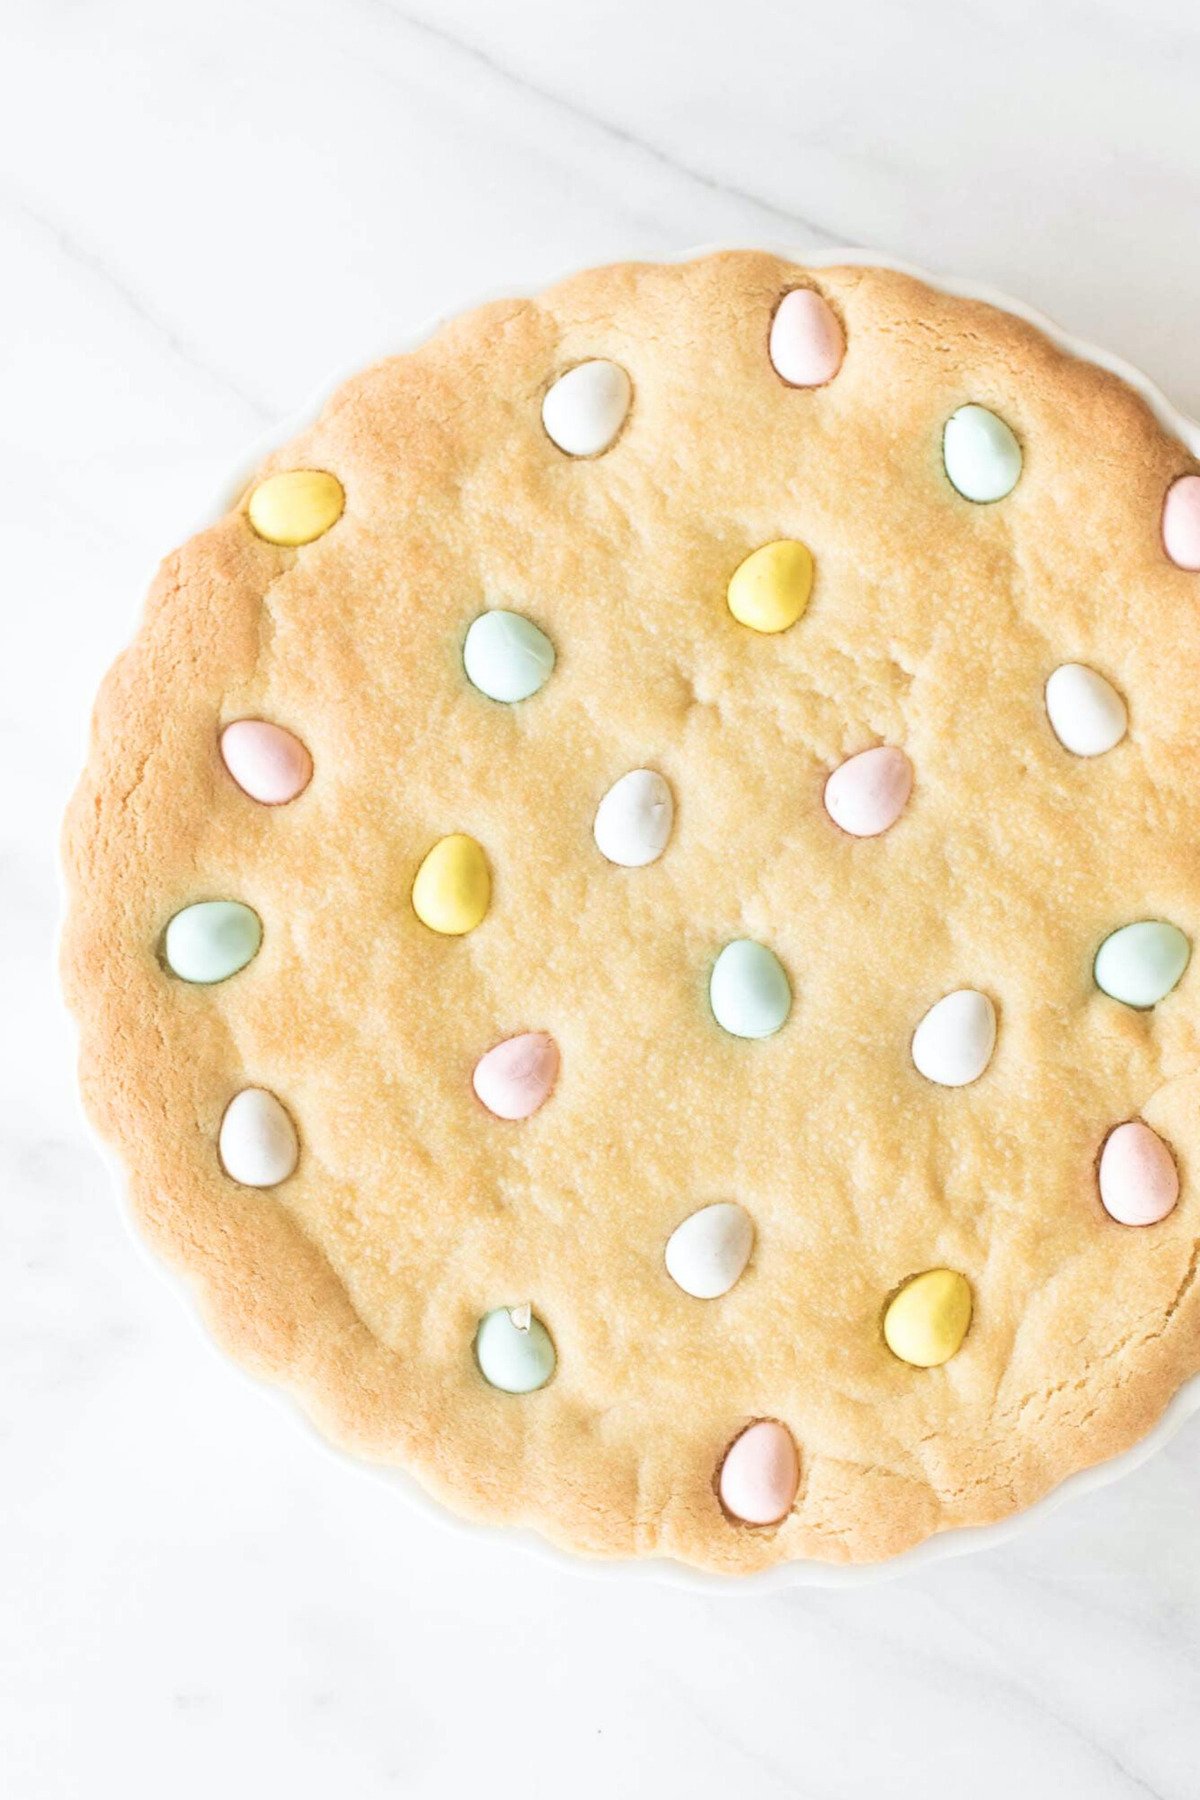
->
[665,1202,754,1299]
[541,360,632,457]
[218,1088,299,1188]
[911,989,996,1088]
[1044,663,1127,757]
[593,769,674,867]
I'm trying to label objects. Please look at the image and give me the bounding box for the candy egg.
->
[163,900,262,984]
[726,539,814,634]
[247,469,344,545]
[942,404,1022,503]
[718,1420,800,1526]
[824,745,913,837]
[593,769,674,867]
[709,940,792,1039]
[463,610,556,703]
[1094,920,1190,1008]
[218,1088,299,1188]
[473,1032,560,1121]
[665,1202,754,1299]
[474,1306,556,1393]
[1162,473,1200,571]
[884,1269,973,1368]
[1098,1121,1180,1226]
[541,360,631,457]
[768,288,845,387]
[411,834,490,936]
[911,989,996,1087]
[219,719,313,804]
[1044,664,1128,757]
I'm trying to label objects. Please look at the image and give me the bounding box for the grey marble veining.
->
[3,1,1199,1794]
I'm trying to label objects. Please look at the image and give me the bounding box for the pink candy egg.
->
[472,1031,560,1121]
[824,745,913,838]
[220,719,312,805]
[718,1420,800,1526]
[1162,474,1200,571]
[768,288,845,388]
[1098,1121,1180,1226]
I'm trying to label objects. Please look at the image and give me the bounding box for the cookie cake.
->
[61,251,1200,1575]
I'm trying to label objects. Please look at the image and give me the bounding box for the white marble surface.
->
[3,1,1200,1793]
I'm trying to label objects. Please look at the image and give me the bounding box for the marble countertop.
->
[4,1,1200,1794]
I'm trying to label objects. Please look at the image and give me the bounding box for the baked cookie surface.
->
[62,252,1200,1573]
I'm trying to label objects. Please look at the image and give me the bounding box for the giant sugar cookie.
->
[62,254,1200,1573]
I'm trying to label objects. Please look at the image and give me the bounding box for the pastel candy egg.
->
[473,1032,560,1121]
[726,540,814,634]
[474,1306,556,1394]
[593,769,674,867]
[541,359,631,457]
[163,900,262,984]
[1162,474,1200,571]
[884,1269,973,1368]
[1094,920,1191,1008]
[665,1202,754,1299]
[911,989,996,1087]
[942,404,1022,503]
[718,1421,800,1526]
[247,469,344,545]
[412,834,490,936]
[463,610,556,703]
[1098,1121,1180,1226]
[710,940,792,1040]
[219,719,313,804]
[769,288,845,387]
[1044,664,1128,757]
[218,1088,299,1188]
[824,745,913,837]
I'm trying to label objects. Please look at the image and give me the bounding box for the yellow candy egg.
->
[412,834,491,936]
[247,469,345,546]
[883,1269,972,1368]
[726,539,814,633]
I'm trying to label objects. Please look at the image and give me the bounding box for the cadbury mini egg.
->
[1094,921,1190,1008]
[472,1032,560,1121]
[942,404,1022,503]
[220,719,313,804]
[593,769,674,867]
[911,989,996,1088]
[163,900,262,985]
[463,610,555,703]
[475,1306,556,1393]
[824,745,912,837]
[726,540,813,634]
[709,940,792,1039]
[412,834,490,936]
[884,1269,973,1368]
[718,1420,800,1525]
[769,288,845,387]
[218,1088,299,1188]
[247,469,344,545]
[542,360,631,457]
[665,1202,754,1299]
[1044,664,1127,758]
[1098,1121,1180,1226]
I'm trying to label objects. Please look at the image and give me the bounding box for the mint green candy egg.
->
[474,1307,556,1393]
[942,403,1022,503]
[1094,920,1191,1008]
[463,610,555,703]
[709,939,792,1039]
[163,900,262,984]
